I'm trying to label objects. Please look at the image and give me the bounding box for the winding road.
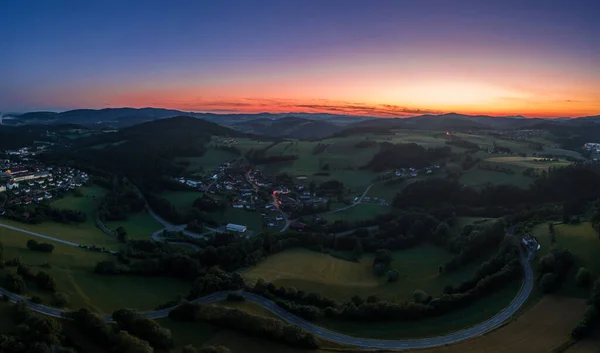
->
[0,216,535,350]
[0,178,536,349]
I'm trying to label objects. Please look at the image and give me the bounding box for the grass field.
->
[161,190,204,213]
[0,227,190,313]
[323,203,389,223]
[0,186,120,249]
[533,222,600,298]
[415,295,587,353]
[566,328,600,353]
[242,245,491,302]
[105,209,163,240]
[212,207,264,233]
[485,156,571,170]
[459,168,534,189]
[177,148,239,174]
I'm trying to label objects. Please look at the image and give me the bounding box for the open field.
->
[213,207,264,233]
[177,148,239,173]
[533,222,600,298]
[1,186,120,249]
[105,209,163,240]
[0,227,189,313]
[242,245,491,302]
[566,328,600,353]
[323,203,389,223]
[161,190,204,213]
[51,185,107,211]
[459,168,534,189]
[485,156,571,170]
[413,295,587,353]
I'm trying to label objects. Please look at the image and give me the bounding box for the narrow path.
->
[321,182,374,215]
[0,238,534,349]
[0,222,80,247]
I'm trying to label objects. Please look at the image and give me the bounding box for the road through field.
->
[0,220,535,350]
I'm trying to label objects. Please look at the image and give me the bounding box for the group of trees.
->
[572,278,600,339]
[26,239,55,253]
[169,303,320,349]
[441,220,507,272]
[251,237,522,323]
[65,308,153,353]
[445,138,479,151]
[537,248,574,293]
[97,186,145,222]
[112,309,173,350]
[1,203,86,225]
[245,148,299,164]
[393,166,600,213]
[365,142,452,172]
[0,301,76,353]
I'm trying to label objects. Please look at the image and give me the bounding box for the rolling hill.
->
[231,116,345,139]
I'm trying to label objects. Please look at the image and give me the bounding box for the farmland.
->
[104,209,163,240]
[533,222,600,298]
[161,190,204,213]
[242,245,494,302]
[0,227,190,313]
[415,295,587,353]
[323,203,389,223]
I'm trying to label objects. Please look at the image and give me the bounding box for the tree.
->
[116,226,128,243]
[35,271,57,292]
[413,289,431,304]
[548,222,556,244]
[352,238,363,259]
[387,269,399,282]
[373,262,387,276]
[540,272,557,293]
[373,249,392,267]
[575,267,592,287]
[113,331,153,353]
[0,241,3,260]
[53,292,69,307]
[5,272,27,294]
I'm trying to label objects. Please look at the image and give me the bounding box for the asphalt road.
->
[321,182,374,215]
[0,222,80,247]
[0,236,533,349]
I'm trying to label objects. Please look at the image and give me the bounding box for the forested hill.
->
[43,116,260,182]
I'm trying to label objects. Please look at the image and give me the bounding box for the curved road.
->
[0,219,534,350]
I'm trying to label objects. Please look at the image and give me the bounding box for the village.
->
[0,147,89,208]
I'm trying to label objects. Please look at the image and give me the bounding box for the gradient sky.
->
[2,0,599,117]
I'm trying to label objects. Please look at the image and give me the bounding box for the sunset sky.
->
[2,0,599,117]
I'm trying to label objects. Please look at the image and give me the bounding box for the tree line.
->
[250,236,522,322]
[169,302,320,349]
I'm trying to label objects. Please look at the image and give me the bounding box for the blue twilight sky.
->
[1,0,599,117]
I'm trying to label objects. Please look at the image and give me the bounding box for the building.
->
[0,185,5,193]
[226,223,247,233]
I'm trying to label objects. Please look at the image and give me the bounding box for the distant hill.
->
[231,116,345,139]
[48,116,257,181]
[8,108,374,129]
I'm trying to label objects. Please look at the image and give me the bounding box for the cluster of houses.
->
[583,142,600,153]
[395,165,440,178]
[0,161,89,206]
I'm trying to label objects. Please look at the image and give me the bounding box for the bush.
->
[575,267,591,287]
[540,272,557,293]
[413,289,432,304]
[387,269,399,282]
[53,292,69,307]
[226,292,245,302]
